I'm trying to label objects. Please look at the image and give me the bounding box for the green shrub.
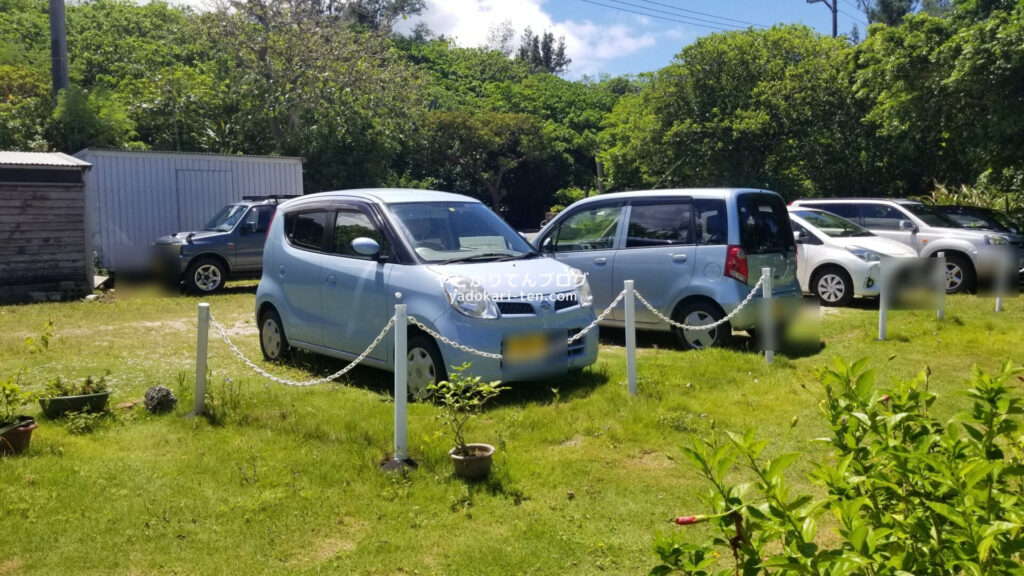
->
[654,358,1024,575]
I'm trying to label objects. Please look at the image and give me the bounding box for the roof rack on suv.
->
[241,195,301,202]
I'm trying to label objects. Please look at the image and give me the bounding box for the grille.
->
[554,293,578,311]
[497,301,534,315]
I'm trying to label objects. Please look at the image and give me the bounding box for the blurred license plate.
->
[504,333,549,363]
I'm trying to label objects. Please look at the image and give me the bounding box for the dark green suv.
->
[154,196,297,294]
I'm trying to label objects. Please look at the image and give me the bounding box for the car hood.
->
[155,230,229,245]
[426,257,582,298]
[826,235,917,257]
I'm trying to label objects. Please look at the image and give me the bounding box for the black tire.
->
[259,308,291,362]
[811,266,854,307]
[943,253,976,294]
[672,300,731,350]
[406,333,447,400]
[186,257,227,294]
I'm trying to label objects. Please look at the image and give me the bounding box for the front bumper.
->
[426,305,600,383]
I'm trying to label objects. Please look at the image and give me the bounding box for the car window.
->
[695,199,727,245]
[284,211,327,251]
[390,202,534,263]
[331,210,387,259]
[625,203,692,248]
[793,210,873,238]
[737,194,794,254]
[947,212,994,230]
[243,205,276,234]
[901,203,962,228]
[861,204,904,229]
[804,202,858,220]
[551,205,623,252]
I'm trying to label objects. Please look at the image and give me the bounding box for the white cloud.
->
[407,0,656,76]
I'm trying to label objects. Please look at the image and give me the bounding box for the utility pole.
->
[807,0,838,37]
[49,0,70,103]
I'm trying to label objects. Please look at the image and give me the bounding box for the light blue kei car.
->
[255,189,599,396]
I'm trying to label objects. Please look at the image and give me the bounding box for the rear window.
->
[284,211,328,251]
[738,194,794,254]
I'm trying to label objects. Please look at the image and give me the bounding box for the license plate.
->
[504,333,549,363]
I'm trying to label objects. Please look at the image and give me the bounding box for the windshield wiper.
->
[492,252,541,262]
[440,252,515,264]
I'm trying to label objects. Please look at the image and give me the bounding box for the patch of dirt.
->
[291,519,368,565]
[0,558,24,575]
[223,320,257,337]
[623,451,672,471]
[557,435,584,447]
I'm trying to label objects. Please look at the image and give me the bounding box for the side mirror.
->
[793,230,808,243]
[541,237,553,253]
[240,221,257,235]
[898,220,918,232]
[351,237,381,257]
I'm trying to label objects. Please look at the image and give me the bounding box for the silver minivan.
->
[533,189,801,349]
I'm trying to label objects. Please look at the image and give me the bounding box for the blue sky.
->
[408,0,869,78]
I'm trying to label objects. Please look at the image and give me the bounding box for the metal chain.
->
[407,316,504,360]
[632,273,766,331]
[568,289,626,344]
[208,313,394,387]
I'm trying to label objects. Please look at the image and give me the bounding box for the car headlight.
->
[443,276,499,319]
[570,267,593,307]
[846,246,881,262]
[986,234,1010,246]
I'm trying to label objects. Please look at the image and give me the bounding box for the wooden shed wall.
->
[0,181,91,303]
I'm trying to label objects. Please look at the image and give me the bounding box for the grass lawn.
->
[1,286,1022,575]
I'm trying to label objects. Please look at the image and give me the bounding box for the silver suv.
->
[789,198,1022,293]
[533,189,801,349]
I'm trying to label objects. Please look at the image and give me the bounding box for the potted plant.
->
[39,373,110,419]
[428,364,507,480]
[1,373,37,456]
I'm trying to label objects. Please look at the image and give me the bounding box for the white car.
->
[789,207,917,306]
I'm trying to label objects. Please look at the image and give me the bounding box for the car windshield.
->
[204,204,249,232]
[389,202,536,263]
[902,203,962,228]
[793,210,873,238]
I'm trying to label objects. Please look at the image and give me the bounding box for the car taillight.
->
[725,245,748,283]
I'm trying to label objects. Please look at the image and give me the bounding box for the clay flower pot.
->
[449,443,495,480]
[0,416,38,456]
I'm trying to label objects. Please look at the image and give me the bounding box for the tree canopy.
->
[2,0,1023,226]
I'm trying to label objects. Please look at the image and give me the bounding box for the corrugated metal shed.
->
[73,149,303,271]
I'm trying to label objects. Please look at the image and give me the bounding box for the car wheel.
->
[671,301,731,350]
[186,257,227,294]
[943,253,975,294]
[812,266,854,307]
[407,334,447,400]
[259,308,290,362]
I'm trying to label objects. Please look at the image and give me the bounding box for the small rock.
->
[567,490,575,500]
[116,400,139,410]
[85,294,100,301]
[144,386,178,414]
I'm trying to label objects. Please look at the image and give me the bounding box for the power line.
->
[576,0,737,31]
[602,0,750,29]
[631,0,768,28]
[838,8,868,26]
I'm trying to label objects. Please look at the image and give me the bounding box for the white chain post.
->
[878,257,889,341]
[393,303,409,464]
[936,251,946,321]
[623,280,637,396]
[995,254,1006,313]
[761,268,774,364]
[192,302,210,417]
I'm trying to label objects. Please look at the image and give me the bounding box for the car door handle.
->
[278,265,286,278]
[672,254,688,263]
[593,257,607,266]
